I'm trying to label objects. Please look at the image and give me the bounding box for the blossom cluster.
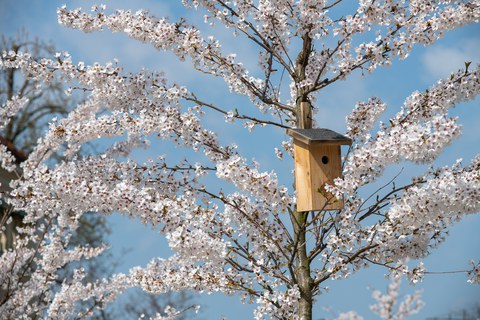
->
[336,272,424,320]
[1,34,293,317]
[346,97,387,141]
[57,5,281,117]
[334,65,480,197]
[467,260,480,285]
[370,273,424,320]
[372,156,480,263]
[48,270,128,319]
[0,144,17,172]
[254,286,301,320]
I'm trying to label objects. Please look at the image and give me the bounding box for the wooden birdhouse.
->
[287,128,352,212]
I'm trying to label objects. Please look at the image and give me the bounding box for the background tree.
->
[0,1,479,319]
[0,31,195,319]
[0,31,73,155]
[427,303,480,320]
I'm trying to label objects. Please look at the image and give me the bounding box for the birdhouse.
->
[287,128,352,212]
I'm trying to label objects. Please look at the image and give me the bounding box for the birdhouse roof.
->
[287,128,352,145]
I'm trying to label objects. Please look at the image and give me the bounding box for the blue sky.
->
[1,1,479,319]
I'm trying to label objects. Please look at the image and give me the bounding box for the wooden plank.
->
[310,144,344,210]
[296,102,312,129]
[293,140,313,212]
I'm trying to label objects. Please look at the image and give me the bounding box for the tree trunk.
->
[293,210,313,320]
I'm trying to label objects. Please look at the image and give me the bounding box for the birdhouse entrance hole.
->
[321,156,329,164]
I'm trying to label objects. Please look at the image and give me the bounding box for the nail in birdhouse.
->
[287,128,352,212]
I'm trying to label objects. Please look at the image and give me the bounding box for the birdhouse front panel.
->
[293,141,344,211]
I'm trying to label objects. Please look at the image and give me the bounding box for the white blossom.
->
[370,273,424,320]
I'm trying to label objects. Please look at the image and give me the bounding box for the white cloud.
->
[421,38,480,81]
